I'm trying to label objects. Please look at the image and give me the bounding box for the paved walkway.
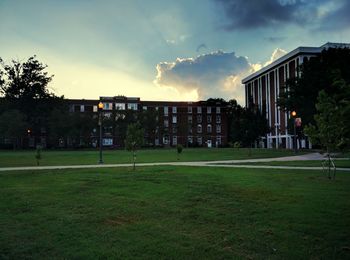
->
[1,153,349,172]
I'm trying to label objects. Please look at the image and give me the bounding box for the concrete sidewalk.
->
[1,152,349,172]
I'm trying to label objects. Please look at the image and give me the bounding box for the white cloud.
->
[154,48,287,105]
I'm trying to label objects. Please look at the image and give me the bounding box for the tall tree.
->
[278,47,350,126]
[0,109,28,149]
[305,76,350,153]
[0,56,62,147]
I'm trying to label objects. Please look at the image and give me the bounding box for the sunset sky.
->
[1,0,350,104]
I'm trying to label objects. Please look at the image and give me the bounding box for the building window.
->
[103,138,113,146]
[216,136,222,146]
[155,106,159,111]
[93,105,98,112]
[207,107,212,114]
[216,107,221,114]
[172,115,177,124]
[115,103,125,110]
[127,103,138,110]
[172,107,177,113]
[163,135,169,145]
[188,136,193,144]
[188,126,193,134]
[197,107,202,114]
[103,112,112,118]
[173,136,177,145]
[164,106,168,116]
[188,107,192,113]
[207,124,212,133]
[103,103,112,110]
[164,119,169,128]
[207,115,212,123]
[80,105,85,112]
[143,106,147,110]
[197,124,202,133]
[216,125,221,133]
[188,115,193,124]
[216,115,221,124]
[197,137,202,145]
[172,126,177,134]
[197,115,202,123]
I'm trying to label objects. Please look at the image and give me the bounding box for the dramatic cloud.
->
[214,0,314,30]
[154,48,287,104]
[213,0,350,31]
[154,51,256,103]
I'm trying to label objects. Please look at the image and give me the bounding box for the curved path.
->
[0,153,349,172]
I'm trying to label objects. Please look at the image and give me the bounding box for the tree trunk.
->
[133,149,136,170]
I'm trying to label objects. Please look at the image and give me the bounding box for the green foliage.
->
[0,109,28,149]
[305,76,350,152]
[233,141,241,149]
[125,123,144,170]
[278,47,350,126]
[176,144,183,160]
[35,146,42,166]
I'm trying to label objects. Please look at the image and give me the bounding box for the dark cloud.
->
[264,36,287,43]
[212,0,350,31]
[196,43,207,52]
[155,51,253,101]
[214,0,313,30]
[317,1,350,31]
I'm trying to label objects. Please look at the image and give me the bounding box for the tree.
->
[0,109,28,149]
[0,56,62,148]
[278,47,350,126]
[240,106,270,155]
[305,76,350,153]
[125,123,144,170]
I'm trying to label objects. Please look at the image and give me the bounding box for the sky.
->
[1,0,350,104]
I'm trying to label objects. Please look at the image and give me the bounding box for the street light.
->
[98,102,104,164]
[291,110,297,154]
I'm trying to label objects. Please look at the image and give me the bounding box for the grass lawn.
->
[0,166,349,259]
[228,159,350,168]
[0,148,304,167]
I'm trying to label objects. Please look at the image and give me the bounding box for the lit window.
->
[115,103,125,110]
[127,103,138,110]
[103,103,112,110]
[143,106,147,110]
[172,115,177,124]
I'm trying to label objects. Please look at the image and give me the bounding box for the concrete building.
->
[241,42,350,149]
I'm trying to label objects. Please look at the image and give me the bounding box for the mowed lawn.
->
[0,148,303,167]
[1,166,349,259]
[228,159,350,168]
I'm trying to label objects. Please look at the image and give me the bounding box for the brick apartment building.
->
[67,96,228,148]
[241,42,350,149]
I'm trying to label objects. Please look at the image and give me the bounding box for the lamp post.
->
[98,102,104,164]
[291,111,297,154]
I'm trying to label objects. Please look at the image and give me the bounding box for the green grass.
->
[228,159,350,168]
[1,166,349,259]
[0,148,303,167]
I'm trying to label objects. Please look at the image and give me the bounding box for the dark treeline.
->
[0,56,269,149]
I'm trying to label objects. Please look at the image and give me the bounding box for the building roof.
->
[241,42,350,84]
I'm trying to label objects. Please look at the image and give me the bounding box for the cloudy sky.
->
[1,0,350,104]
